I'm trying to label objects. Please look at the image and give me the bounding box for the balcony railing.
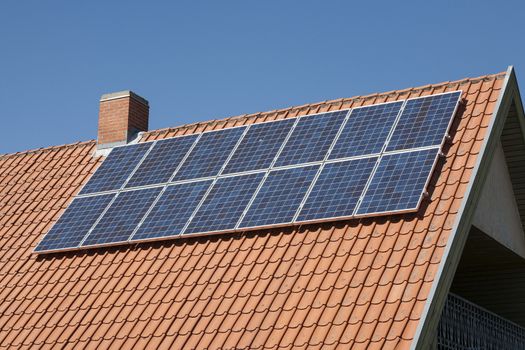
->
[438,293,525,350]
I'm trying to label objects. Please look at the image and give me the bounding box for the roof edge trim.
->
[412,66,519,349]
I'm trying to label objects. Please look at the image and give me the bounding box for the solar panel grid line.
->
[131,180,214,242]
[126,133,207,241]
[119,140,158,188]
[32,194,117,253]
[214,124,253,175]
[382,144,442,157]
[322,151,383,165]
[294,156,379,224]
[172,126,247,181]
[350,157,383,216]
[424,90,462,149]
[349,92,461,216]
[290,109,353,222]
[127,185,172,242]
[377,99,410,154]
[77,189,123,247]
[124,134,200,189]
[76,141,154,196]
[222,116,301,174]
[183,172,266,235]
[81,187,163,247]
[274,110,350,167]
[315,109,353,159]
[232,114,305,229]
[327,101,403,160]
[344,99,409,216]
[176,125,259,235]
[384,91,462,152]
[290,163,326,223]
[237,165,320,229]
[130,126,250,241]
[165,133,204,183]
[76,141,157,197]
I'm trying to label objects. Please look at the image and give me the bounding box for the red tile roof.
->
[0,72,506,349]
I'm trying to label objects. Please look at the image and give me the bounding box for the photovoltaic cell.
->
[297,157,378,222]
[222,119,295,174]
[329,101,402,160]
[80,142,151,195]
[82,187,162,246]
[386,91,461,151]
[173,127,246,181]
[275,111,347,167]
[239,165,319,229]
[125,135,198,188]
[356,149,437,215]
[184,173,265,234]
[34,194,115,252]
[133,180,212,240]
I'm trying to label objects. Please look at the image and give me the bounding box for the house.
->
[0,66,524,349]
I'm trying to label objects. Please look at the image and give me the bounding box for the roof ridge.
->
[0,71,505,159]
[0,140,96,160]
[145,72,506,138]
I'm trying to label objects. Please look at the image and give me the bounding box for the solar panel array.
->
[35,91,461,253]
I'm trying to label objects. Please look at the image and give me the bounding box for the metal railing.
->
[438,293,525,349]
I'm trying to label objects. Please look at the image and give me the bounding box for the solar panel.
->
[296,157,378,223]
[356,148,437,216]
[125,135,198,188]
[222,119,295,174]
[79,142,151,195]
[239,165,319,229]
[81,187,162,246]
[274,111,348,167]
[37,90,461,254]
[132,180,212,241]
[173,127,246,181]
[329,101,402,160]
[386,91,461,152]
[34,194,115,252]
[184,172,265,235]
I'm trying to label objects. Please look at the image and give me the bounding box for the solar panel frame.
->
[237,164,320,230]
[124,134,199,188]
[328,100,403,160]
[78,142,154,195]
[130,180,214,242]
[172,126,248,181]
[183,171,266,236]
[221,118,298,175]
[80,187,163,247]
[293,156,379,224]
[33,194,116,253]
[272,110,349,167]
[385,91,462,152]
[354,147,441,217]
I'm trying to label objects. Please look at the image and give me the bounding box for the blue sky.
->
[1,1,524,154]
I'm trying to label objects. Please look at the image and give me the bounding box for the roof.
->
[0,70,510,349]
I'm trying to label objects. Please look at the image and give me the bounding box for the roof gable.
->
[473,141,525,257]
[0,71,508,349]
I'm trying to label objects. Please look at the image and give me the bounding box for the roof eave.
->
[412,66,524,349]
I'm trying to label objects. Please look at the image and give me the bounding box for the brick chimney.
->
[97,91,149,149]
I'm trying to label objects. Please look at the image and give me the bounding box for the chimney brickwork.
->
[97,91,149,149]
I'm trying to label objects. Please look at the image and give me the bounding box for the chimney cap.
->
[100,90,149,106]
